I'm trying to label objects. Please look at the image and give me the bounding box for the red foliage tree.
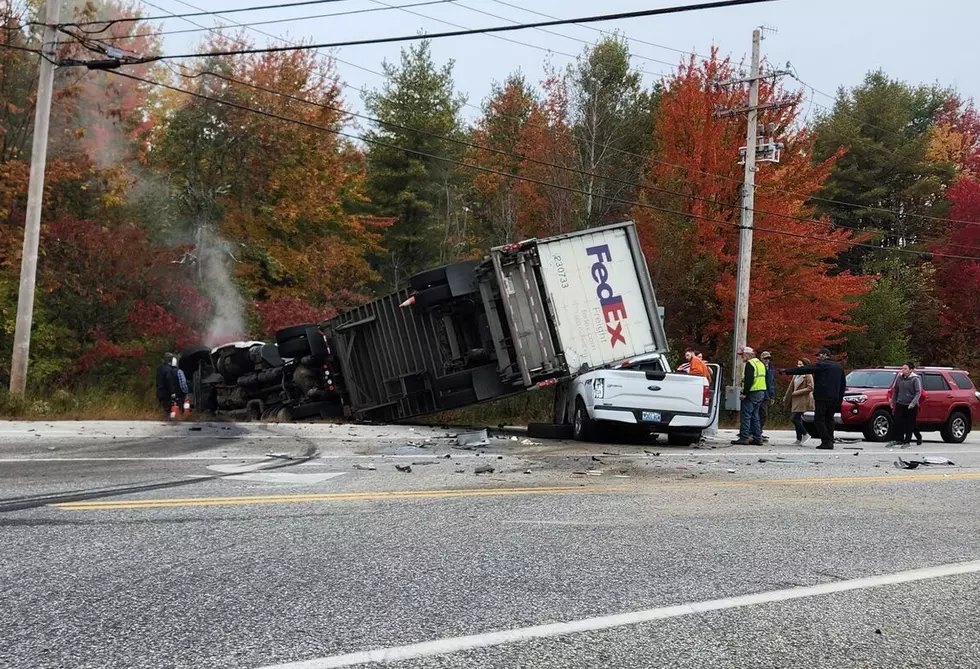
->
[633,52,870,366]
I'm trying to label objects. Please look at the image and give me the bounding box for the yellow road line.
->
[714,472,980,486]
[54,486,618,511]
[52,472,980,512]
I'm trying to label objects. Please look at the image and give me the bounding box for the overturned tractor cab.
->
[179,325,342,421]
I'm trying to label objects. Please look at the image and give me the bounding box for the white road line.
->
[258,559,980,669]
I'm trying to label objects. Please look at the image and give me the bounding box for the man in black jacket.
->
[780,348,846,450]
[155,352,178,416]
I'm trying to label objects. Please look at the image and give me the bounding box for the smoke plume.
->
[195,225,247,347]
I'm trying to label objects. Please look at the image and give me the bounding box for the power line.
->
[64,1,975,233]
[101,69,980,263]
[487,0,714,62]
[57,0,359,30]
[447,0,679,72]
[60,0,779,66]
[82,0,462,45]
[364,0,670,81]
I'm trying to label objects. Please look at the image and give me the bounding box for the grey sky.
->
[156,0,978,123]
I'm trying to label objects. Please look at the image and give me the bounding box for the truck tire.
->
[572,399,596,442]
[409,266,449,290]
[527,423,574,440]
[862,409,893,442]
[413,284,454,309]
[276,324,317,343]
[667,433,700,447]
[941,410,970,443]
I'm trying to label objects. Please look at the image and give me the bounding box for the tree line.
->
[1,0,978,397]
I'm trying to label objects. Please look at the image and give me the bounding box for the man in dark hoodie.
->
[780,348,846,450]
[155,352,179,416]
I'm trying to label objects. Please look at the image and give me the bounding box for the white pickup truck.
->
[554,353,722,445]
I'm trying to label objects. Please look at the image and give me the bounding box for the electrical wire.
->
[77,0,461,45]
[162,64,980,255]
[56,0,360,30]
[60,0,779,66]
[101,68,980,263]
[364,0,669,81]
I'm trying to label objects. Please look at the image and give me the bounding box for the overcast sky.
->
[154,0,978,122]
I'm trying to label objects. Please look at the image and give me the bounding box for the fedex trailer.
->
[318,222,673,423]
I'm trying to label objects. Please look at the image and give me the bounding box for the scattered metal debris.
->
[395,464,412,473]
[353,463,376,471]
[474,464,495,475]
[895,456,955,469]
[457,430,489,447]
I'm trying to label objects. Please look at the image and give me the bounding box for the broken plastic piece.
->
[353,463,376,471]
[457,429,489,447]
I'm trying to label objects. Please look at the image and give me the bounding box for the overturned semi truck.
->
[180,221,677,425]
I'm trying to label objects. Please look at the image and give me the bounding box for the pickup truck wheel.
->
[573,399,596,442]
[862,409,893,442]
[667,433,700,447]
[941,411,970,443]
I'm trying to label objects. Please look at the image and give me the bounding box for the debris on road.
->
[727,469,736,474]
[411,461,439,466]
[395,464,412,473]
[510,436,519,441]
[895,456,955,469]
[443,453,451,459]
[614,474,631,479]
[520,439,540,445]
[457,430,489,447]
[758,457,809,465]
[524,469,532,474]
[353,463,377,471]
[265,452,293,459]
[188,426,203,432]
[591,455,603,463]
[586,470,603,476]
[474,464,495,475]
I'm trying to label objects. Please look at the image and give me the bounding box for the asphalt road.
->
[2,420,979,668]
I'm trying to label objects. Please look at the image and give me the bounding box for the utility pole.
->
[715,27,789,411]
[9,0,59,395]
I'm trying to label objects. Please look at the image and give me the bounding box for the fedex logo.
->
[586,244,627,348]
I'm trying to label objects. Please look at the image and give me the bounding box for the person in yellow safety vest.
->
[732,346,768,445]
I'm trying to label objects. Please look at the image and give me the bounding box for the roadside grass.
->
[0,386,161,421]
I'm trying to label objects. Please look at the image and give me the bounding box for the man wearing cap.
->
[780,348,846,450]
[758,351,776,442]
[732,346,767,445]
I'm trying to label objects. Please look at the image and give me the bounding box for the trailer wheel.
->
[276,323,317,343]
[409,266,449,291]
[413,284,454,309]
[573,399,596,442]
[527,423,574,440]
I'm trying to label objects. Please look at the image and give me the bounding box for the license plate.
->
[642,411,662,423]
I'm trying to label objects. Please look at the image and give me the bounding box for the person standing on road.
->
[174,355,190,414]
[759,351,776,442]
[890,363,922,448]
[155,352,179,416]
[732,347,767,446]
[780,348,846,450]
[783,358,815,445]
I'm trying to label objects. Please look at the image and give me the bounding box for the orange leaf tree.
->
[633,52,870,368]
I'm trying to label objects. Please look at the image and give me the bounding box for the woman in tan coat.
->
[784,357,815,444]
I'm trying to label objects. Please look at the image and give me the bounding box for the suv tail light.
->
[703,384,711,407]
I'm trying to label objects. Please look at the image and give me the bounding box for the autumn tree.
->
[150,45,387,342]
[566,37,656,227]
[362,41,466,288]
[812,71,956,267]
[468,73,578,245]
[633,52,869,365]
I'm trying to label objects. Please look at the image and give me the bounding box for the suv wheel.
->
[862,409,893,442]
[941,411,970,444]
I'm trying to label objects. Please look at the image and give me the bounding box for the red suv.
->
[805,367,980,442]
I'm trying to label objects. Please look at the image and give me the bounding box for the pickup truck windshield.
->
[846,370,896,389]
